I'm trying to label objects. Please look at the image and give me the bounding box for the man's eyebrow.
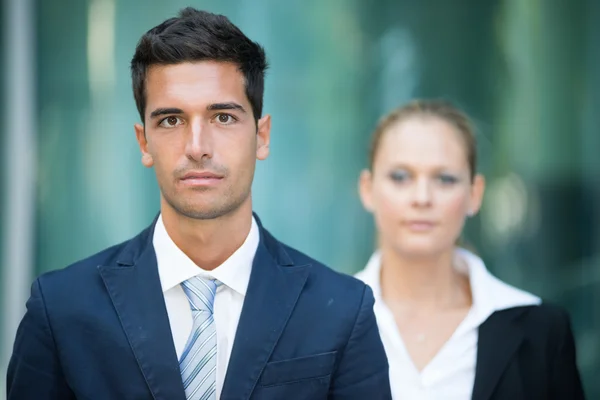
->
[149,108,184,119]
[207,102,246,113]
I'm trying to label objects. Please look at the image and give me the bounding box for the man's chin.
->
[161,188,250,221]
[174,205,226,220]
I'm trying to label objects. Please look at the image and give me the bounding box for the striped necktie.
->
[179,276,220,400]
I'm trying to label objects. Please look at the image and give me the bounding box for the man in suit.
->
[7,7,391,400]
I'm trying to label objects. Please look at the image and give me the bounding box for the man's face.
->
[135,61,271,220]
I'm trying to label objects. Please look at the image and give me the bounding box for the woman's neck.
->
[379,246,472,313]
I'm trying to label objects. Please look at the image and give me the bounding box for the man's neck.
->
[160,199,253,271]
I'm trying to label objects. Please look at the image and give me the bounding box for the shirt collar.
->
[356,248,541,325]
[454,248,540,325]
[356,251,384,301]
[153,214,259,296]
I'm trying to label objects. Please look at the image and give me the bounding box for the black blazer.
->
[473,304,585,400]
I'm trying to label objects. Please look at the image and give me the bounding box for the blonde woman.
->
[356,100,584,399]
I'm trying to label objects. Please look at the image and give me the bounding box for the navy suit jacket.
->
[7,215,392,399]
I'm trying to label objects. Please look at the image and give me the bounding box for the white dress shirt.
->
[153,214,259,399]
[355,248,541,400]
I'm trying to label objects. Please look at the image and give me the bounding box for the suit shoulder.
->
[527,302,569,318]
[515,302,570,325]
[520,303,576,359]
[524,302,571,330]
[36,238,131,288]
[492,302,572,338]
[279,242,374,334]
[281,243,369,296]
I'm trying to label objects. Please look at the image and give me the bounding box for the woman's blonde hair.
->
[369,99,477,180]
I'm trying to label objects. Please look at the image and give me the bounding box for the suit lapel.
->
[99,224,186,400]
[472,307,527,400]
[220,226,310,400]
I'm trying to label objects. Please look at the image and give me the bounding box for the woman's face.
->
[360,116,485,258]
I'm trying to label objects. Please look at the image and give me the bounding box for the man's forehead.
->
[145,61,248,105]
[146,62,242,87]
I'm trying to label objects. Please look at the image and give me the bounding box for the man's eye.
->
[215,114,236,125]
[159,116,182,128]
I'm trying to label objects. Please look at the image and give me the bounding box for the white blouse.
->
[355,248,541,399]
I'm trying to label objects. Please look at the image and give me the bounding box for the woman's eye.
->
[389,171,408,182]
[439,174,458,184]
[159,116,182,128]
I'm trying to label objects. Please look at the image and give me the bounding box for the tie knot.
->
[181,276,220,313]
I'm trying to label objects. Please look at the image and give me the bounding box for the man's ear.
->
[135,123,153,167]
[256,114,271,160]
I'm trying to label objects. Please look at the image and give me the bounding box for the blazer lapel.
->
[98,223,186,400]
[220,225,310,400]
[472,307,527,400]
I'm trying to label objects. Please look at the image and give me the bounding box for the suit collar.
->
[456,249,541,324]
[220,219,309,399]
[114,213,159,266]
[99,216,186,400]
[472,307,530,400]
[100,212,306,400]
[115,212,293,268]
[153,213,260,295]
[253,213,294,266]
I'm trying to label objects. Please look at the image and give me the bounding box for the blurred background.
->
[1,0,598,397]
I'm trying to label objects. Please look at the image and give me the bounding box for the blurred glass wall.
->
[1,0,598,397]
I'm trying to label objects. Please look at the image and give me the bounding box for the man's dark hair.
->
[130,8,268,122]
